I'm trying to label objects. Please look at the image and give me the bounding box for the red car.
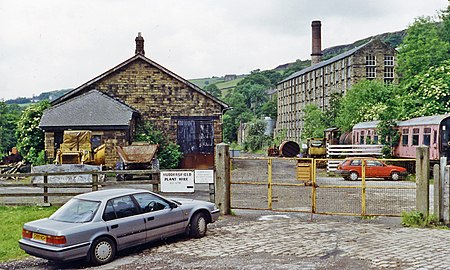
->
[336,157,407,181]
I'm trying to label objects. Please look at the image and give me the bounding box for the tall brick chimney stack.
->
[311,20,322,65]
[135,32,145,55]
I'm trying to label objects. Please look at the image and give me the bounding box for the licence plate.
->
[32,232,47,243]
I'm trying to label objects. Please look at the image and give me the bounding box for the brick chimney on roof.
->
[135,32,145,55]
[311,20,322,65]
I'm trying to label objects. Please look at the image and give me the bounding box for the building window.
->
[384,55,394,66]
[402,129,409,146]
[373,135,379,144]
[423,128,431,146]
[360,131,365,144]
[366,55,376,66]
[412,128,419,146]
[366,67,376,79]
[384,66,394,83]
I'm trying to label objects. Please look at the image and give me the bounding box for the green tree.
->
[135,121,182,169]
[16,101,50,165]
[301,104,327,139]
[377,119,400,157]
[204,83,221,98]
[335,80,401,132]
[397,16,450,83]
[223,90,253,143]
[261,97,277,120]
[0,102,21,155]
[400,61,450,118]
[243,118,272,152]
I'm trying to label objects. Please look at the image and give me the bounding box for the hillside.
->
[5,89,72,105]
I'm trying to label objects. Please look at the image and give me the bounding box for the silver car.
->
[19,188,220,265]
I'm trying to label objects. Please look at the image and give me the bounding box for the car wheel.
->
[90,237,116,266]
[349,171,359,181]
[391,171,400,181]
[189,212,207,238]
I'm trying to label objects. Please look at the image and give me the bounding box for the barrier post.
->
[416,146,429,217]
[215,143,231,215]
[442,157,449,223]
[433,163,441,221]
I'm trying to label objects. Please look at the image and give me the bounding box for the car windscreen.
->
[50,198,100,223]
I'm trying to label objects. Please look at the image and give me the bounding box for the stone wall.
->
[91,58,223,144]
[276,39,397,143]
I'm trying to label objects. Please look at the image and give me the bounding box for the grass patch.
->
[0,205,58,262]
[401,211,447,229]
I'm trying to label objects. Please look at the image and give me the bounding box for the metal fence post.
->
[311,159,316,213]
[416,146,429,217]
[268,158,273,210]
[361,160,366,216]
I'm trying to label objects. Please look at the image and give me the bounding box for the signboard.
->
[160,171,194,193]
[195,170,214,184]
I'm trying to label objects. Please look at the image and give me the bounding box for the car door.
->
[348,159,362,176]
[103,195,146,250]
[364,160,376,178]
[132,193,186,242]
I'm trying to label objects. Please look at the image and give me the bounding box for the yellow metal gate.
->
[230,157,416,216]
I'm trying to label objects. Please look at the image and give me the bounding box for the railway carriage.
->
[352,114,450,160]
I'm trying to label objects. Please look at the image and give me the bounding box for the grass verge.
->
[0,206,58,262]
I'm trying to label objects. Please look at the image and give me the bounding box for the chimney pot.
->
[311,20,322,65]
[135,32,145,55]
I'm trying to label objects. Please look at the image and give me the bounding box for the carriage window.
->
[412,128,420,146]
[423,128,431,146]
[433,129,437,144]
[402,129,409,146]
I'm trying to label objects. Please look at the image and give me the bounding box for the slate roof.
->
[279,40,374,84]
[39,90,136,130]
[52,54,229,109]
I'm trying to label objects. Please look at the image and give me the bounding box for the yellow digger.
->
[55,130,105,165]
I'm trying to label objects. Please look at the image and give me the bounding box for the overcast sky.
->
[0,0,447,100]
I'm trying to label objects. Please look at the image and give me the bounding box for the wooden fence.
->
[0,170,160,205]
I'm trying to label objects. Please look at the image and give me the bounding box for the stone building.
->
[275,21,397,143]
[39,33,229,169]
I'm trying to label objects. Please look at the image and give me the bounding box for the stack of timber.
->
[0,161,25,179]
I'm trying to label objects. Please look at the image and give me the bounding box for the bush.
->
[15,101,50,165]
[135,121,182,169]
[243,119,272,152]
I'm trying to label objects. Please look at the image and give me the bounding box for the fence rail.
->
[0,170,160,205]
